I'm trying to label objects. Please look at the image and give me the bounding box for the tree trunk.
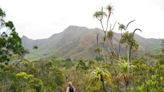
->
[128,45,132,63]
[100,74,108,92]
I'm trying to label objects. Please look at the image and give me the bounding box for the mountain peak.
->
[63,25,88,32]
[67,25,88,29]
[22,35,30,40]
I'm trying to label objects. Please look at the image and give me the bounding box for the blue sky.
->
[0,0,164,39]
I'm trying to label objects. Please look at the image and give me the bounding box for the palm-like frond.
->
[118,23,126,30]
[120,32,130,44]
[126,20,135,30]
[107,31,113,39]
[106,4,113,13]
[93,11,107,20]
[90,67,112,83]
[132,28,142,36]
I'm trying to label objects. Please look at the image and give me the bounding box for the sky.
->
[0,0,164,39]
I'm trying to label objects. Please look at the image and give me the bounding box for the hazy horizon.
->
[1,0,164,39]
[21,25,163,40]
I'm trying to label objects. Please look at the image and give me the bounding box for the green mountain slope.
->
[22,25,162,60]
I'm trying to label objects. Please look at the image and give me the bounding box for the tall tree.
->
[129,28,142,62]
[0,8,26,67]
[120,20,142,76]
[94,4,118,62]
[118,23,126,57]
[119,20,142,62]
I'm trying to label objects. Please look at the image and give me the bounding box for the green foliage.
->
[161,39,164,53]
[120,31,139,50]
[106,5,113,13]
[14,72,34,92]
[118,23,126,31]
[0,3,164,92]
[0,54,164,92]
[93,11,107,21]
[16,72,33,79]
[76,60,88,71]
[0,8,26,66]
[33,45,38,50]
[107,31,113,39]
[30,78,43,92]
[0,8,5,17]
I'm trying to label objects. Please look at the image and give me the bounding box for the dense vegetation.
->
[1,52,164,92]
[0,4,164,92]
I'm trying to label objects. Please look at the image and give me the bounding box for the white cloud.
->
[0,0,163,39]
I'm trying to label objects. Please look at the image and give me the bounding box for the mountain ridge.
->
[22,25,162,60]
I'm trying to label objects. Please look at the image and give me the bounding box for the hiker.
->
[66,81,75,92]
